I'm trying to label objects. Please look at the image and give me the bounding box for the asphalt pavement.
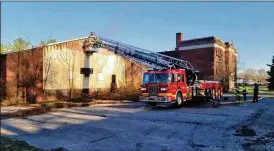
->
[1,98,274,151]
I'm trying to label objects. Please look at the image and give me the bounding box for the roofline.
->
[1,36,88,55]
[1,46,42,55]
[179,36,235,48]
[46,36,88,46]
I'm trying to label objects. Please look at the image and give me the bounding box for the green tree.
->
[267,55,274,90]
[13,37,31,51]
[0,43,4,53]
[40,39,57,46]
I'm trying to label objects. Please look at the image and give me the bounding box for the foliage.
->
[267,55,274,90]
[0,43,4,53]
[92,39,102,48]
[238,68,268,85]
[91,85,141,101]
[1,37,32,53]
[40,39,57,46]
[257,68,268,84]
[13,37,32,51]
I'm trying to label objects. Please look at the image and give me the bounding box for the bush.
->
[91,85,141,101]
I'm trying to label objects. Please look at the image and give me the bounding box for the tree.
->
[58,48,80,100]
[257,68,268,84]
[0,43,4,53]
[13,37,32,51]
[245,68,257,83]
[43,53,56,96]
[40,39,57,46]
[267,55,274,90]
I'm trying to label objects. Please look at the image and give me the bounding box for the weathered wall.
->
[2,37,149,102]
[0,55,7,100]
[43,38,148,97]
[4,48,44,102]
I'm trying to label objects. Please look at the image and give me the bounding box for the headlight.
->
[140,87,146,91]
[160,88,169,91]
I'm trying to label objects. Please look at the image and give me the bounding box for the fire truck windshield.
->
[142,73,170,84]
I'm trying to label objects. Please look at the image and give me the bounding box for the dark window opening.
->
[112,74,116,83]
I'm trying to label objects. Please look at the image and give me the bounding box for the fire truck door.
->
[171,74,179,95]
[186,87,192,100]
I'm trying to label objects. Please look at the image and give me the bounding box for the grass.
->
[239,86,274,95]
[0,136,68,151]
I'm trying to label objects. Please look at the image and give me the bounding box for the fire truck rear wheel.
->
[176,93,183,107]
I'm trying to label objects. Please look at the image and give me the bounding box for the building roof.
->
[0,36,88,55]
[179,36,236,49]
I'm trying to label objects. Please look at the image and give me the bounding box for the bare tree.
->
[0,78,5,101]
[212,55,238,91]
[58,47,81,100]
[256,68,268,84]
[43,53,56,96]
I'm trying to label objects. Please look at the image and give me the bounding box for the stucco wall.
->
[43,39,148,94]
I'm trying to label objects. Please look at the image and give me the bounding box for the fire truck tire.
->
[176,93,183,107]
[148,102,157,106]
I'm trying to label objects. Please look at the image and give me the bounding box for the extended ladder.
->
[97,36,196,72]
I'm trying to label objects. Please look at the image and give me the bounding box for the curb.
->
[0,100,134,120]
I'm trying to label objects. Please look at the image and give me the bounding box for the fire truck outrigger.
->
[88,32,223,107]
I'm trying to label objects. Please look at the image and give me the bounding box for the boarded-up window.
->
[98,73,103,81]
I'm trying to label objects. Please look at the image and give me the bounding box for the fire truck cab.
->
[139,68,222,107]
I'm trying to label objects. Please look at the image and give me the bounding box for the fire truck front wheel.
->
[148,102,157,106]
[176,93,183,107]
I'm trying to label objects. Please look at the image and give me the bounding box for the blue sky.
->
[1,2,274,70]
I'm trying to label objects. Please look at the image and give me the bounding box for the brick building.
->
[160,32,237,91]
[0,36,147,103]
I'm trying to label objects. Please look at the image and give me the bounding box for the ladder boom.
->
[97,36,195,71]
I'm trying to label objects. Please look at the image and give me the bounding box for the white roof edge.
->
[46,36,88,46]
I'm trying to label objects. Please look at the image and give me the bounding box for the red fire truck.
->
[139,68,223,107]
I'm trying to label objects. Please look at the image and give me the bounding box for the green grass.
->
[239,86,274,94]
[0,136,68,151]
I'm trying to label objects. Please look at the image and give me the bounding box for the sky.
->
[1,2,274,70]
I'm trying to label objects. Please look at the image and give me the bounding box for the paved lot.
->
[1,98,274,151]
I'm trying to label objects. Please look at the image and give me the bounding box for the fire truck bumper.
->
[139,96,174,103]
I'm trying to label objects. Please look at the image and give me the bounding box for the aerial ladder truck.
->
[87,32,223,107]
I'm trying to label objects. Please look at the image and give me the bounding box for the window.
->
[143,73,170,84]
[177,74,184,82]
[171,74,178,82]
[181,74,185,83]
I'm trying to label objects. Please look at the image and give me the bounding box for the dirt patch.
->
[0,136,68,151]
[234,125,256,137]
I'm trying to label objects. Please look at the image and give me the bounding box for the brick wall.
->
[160,48,214,80]
[5,48,44,103]
[0,55,7,100]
